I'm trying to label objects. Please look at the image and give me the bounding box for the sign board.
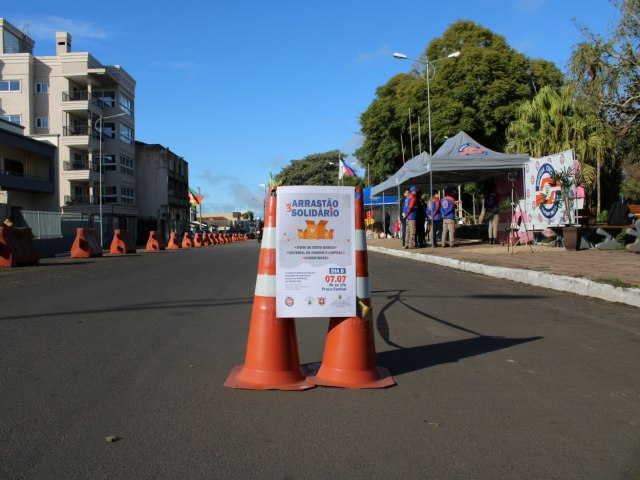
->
[521,149,583,229]
[275,186,356,318]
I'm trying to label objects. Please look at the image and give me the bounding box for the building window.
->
[120,125,134,145]
[97,121,116,139]
[103,185,118,204]
[119,92,134,115]
[0,80,20,92]
[35,83,49,94]
[3,30,20,53]
[120,155,134,175]
[93,90,116,108]
[99,154,117,172]
[1,114,21,125]
[36,117,49,129]
[121,187,135,205]
[2,158,24,176]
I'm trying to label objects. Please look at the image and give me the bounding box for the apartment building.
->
[0,18,136,245]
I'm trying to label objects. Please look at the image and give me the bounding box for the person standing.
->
[394,216,400,238]
[400,189,409,247]
[484,189,499,244]
[384,211,391,238]
[426,192,442,247]
[415,189,426,247]
[440,188,456,247]
[403,186,418,248]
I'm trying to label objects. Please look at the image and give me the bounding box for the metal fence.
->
[18,210,93,239]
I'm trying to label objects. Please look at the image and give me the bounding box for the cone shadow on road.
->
[377,336,543,376]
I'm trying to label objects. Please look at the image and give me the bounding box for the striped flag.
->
[188,187,203,206]
[339,159,357,180]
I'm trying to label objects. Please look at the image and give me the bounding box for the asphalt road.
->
[1,241,639,479]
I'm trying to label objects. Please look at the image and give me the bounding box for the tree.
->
[570,0,640,205]
[275,150,363,187]
[356,20,564,185]
[505,84,607,210]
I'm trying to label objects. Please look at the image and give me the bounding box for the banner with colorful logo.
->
[522,149,583,228]
[275,186,356,318]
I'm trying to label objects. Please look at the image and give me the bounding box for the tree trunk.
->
[596,157,601,215]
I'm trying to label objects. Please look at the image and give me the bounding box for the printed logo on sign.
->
[305,297,314,305]
[284,297,295,307]
[535,163,560,219]
[318,297,326,305]
[457,143,487,156]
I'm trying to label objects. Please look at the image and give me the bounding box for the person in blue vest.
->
[426,192,442,247]
[440,188,456,247]
[402,186,418,248]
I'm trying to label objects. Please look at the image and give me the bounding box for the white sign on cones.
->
[275,186,356,318]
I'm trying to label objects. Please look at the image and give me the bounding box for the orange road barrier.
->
[310,188,395,389]
[203,233,211,246]
[194,232,204,247]
[167,232,181,249]
[209,233,216,245]
[109,229,136,255]
[146,231,166,251]
[225,186,313,390]
[0,227,40,268]
[181,232,193,248]
[70,227,102,258]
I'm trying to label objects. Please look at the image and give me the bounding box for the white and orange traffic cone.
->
[310,188,395,389]
[225,186,314,390]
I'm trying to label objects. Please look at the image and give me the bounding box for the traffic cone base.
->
[309,317,395,389]
[224,298,314,390]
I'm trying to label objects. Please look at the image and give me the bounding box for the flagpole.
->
[198,186,202,227]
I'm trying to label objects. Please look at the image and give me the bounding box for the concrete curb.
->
[368,246,640,308]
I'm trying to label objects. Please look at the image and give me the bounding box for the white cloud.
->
[356,45,393,64]
[18,15,108,40]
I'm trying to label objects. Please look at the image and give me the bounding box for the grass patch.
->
[593,278,638,289]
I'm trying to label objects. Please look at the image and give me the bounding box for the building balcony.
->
[62,160,101,182]
[63,160,99,172]
[61,91,106,119]
[64,194,98,206]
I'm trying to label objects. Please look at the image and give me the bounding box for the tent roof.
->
[371,131,529,195]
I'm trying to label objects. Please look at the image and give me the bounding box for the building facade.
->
[0,118,57,220]
[0,18,137,246]
[135,141,190,240]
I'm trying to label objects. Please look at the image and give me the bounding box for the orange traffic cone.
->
[310,188,395,389]
[225,186,313,391]
[181,232,193,248]
[167,232,181,249]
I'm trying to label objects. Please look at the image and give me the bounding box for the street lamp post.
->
[393,50,460,246]
[96,112,127,249]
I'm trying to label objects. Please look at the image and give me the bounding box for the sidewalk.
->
[366,237,640,307]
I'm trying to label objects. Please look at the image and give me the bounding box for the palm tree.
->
[505,84,611,213]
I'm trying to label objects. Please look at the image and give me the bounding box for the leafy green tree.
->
[505,84,608,211]
[570,0,640,206]
[356,20,564,185]
[275,150,363,187]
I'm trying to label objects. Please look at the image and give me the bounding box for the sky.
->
[5,0,619,215]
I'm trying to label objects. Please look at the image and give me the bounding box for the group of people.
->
[399,186,457,248]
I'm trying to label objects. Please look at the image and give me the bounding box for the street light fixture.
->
[96,111,127,249]
[393,49,460,246]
